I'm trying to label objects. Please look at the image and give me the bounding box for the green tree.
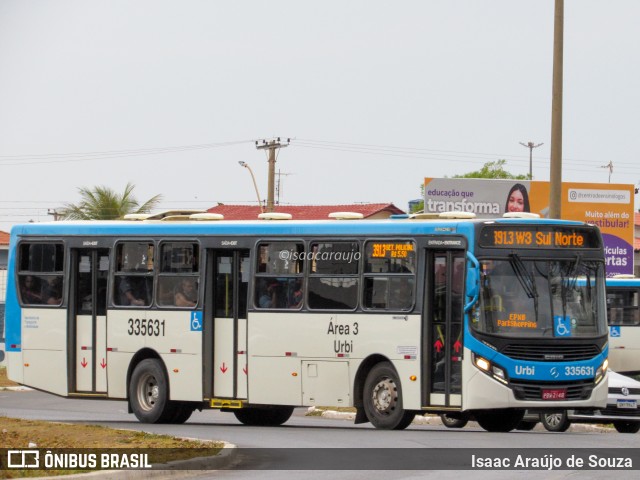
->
[452,159,528,179]
[59,183,162,220]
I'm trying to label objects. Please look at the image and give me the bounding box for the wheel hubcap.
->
[137,373,159,412]
[372,378,397,414]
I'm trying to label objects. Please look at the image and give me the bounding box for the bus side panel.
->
[6,351,23,384]
[107,351,133,398]
[106,310,203,401]
[248,356,302,405]
[21,308,68,396]
[247,312,422,409]
[162,353,203,402]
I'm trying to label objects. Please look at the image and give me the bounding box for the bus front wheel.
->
[129,359,173,424]
[363,362,415,430]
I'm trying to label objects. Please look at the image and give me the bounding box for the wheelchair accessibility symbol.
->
[191,311,203,331]
[554,315,571,337]
[610,326,621,337]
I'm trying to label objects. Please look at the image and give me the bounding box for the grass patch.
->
[0,367,19,388]
[0,416,224,478]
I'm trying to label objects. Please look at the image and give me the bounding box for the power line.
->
[0,140,253,166]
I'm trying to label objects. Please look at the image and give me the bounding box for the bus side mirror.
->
[464,252,480,312]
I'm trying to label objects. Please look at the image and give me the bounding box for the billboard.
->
[423,178,635,276]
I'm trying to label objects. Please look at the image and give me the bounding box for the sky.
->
[1,0,639,232]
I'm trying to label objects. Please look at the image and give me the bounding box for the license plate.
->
[542,389,567,400]
[617,399,637,409]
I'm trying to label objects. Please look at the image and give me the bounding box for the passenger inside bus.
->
[117,276,147,306]
[20,275,43,304]
[174,278,198,307]
[42,276,62,305]
[257,280,278,308]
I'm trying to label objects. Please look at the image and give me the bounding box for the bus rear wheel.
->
[129,359,174,424]
[233,406,294,426]
[169,402,195,424]
[475,410,524,432]
[363,362,415,430]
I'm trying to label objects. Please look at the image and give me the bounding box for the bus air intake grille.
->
[501,344,600,361]
[599,406,640,417]
[510,379,594,401]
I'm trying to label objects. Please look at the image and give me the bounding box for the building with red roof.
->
[206,203,405,220]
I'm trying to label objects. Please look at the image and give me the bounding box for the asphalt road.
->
[1,389,639,479]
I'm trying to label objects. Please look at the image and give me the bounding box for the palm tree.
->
[58,183,162,220]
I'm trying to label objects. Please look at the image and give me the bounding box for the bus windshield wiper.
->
[559,254,582,317]
[509,254,537,299]
[509,253,539,323]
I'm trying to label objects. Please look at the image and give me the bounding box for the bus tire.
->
[234,406,294,426]
[363,362,415,430]
[613,421,640,434]
[540,412,571,432]
[129,359,173,424]
[515,420,538,431]
[440,413,469,429]
[475,410,524,432]
[169,402,195,424]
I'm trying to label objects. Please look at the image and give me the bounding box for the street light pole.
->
[238,161,264,213]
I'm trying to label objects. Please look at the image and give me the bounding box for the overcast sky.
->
[1,0,639,231]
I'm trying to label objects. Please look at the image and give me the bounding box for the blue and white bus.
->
[4,211,609,432]
[606,276,640,376]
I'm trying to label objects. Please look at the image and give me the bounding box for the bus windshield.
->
[473,257,606,338]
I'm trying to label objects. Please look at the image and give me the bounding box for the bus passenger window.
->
[157,242,200,308]
[17,242,65,307]
[362,240,416,311]
[113,242,155,307]
[254,242,304,309]
[307,241,359,310]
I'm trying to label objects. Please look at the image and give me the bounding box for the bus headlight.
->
[472,354,508,385]
[595,359,608,385]
[474,355,490,372]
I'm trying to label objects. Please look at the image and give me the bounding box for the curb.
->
[308,407,615,432]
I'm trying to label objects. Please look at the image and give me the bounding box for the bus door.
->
[206,250,250,400]
[70,248,110,393]
[424,250,464,408]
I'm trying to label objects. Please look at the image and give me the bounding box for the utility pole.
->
[47,209,61,221]
[256,137,290,212]
[549,0,564,219]
[600,161,613,183]
[275,169,294,205]
[519,141,543,180]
